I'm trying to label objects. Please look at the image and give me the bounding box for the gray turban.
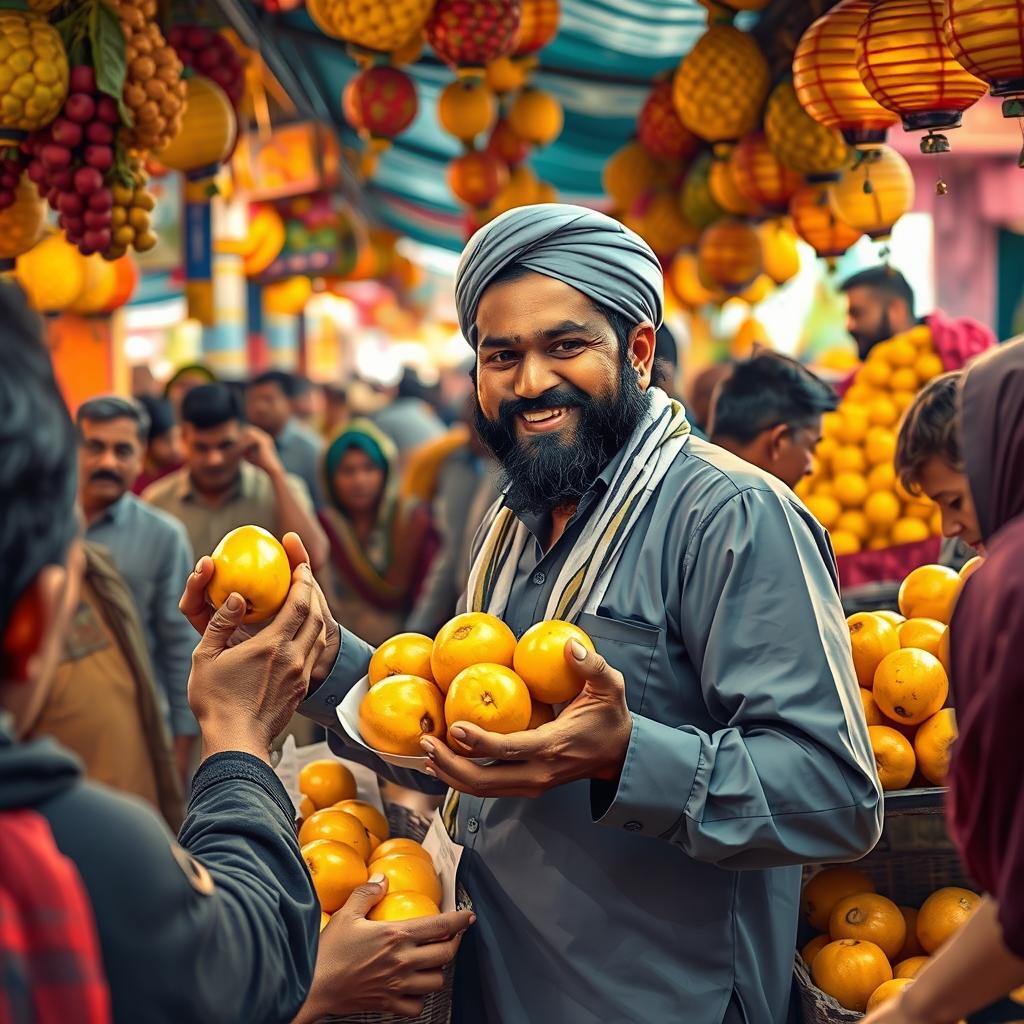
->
[455,203,664,349]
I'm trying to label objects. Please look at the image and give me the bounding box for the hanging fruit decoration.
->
[793,0,899,147]
[254,0,305,11]
[622,189,699,261]
[856,0,986,157]
[308,0,434,53]
[0,174,46,270]
[709,153,762,217]
[513,0,559,55]
[669,249,723,307]
[438,78,497,144]
[167,26,246,113]
[737,276,773,308]
[487,116,530,165]
[15,231,86,312]
[602,140,675,214]
[342,64,419,176]
[698,218,763,293]
[507,86,562,147]
[0,11,68,145]
[829,144,914,241]
[637,79,699,162]
[764,79,849,179]
[426,0,522,71]
[757,219,800,286]
[729,132,803,214]
[447,149,509,208]
[789,182,863,261]
[681,152,726,230]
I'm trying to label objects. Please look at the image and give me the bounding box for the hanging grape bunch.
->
[108,155,155,257]
[167,25,245,112]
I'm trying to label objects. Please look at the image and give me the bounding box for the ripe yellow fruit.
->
[333,799,390,842]
[816,435,838,467]
[865,427,896,466]
[865,491,901,532]
[862,359,891,389]
[802,934,831,967]
[432,612,517,692]
[867,463,895,495]
[829,892,907,960]
[833,445,867,474]
[873,649,949,725]
[869,725,916,791]
[438,79,497,142]
[802,866,876,932]
[958,556,984,581]
[898,564,963,622]
[891,518,931,546]
[892,389,917,412]
[368,633,435,686]
[812,939,893,1012]
[887,337,917,367]
[806,493,841,530]
[915,351,944,383]
[917,887,980,953]
[837,509,870,542]
[913,708,957,786]
[822,410,842,439]
[302,839,369,913]
[897,618,945,658]
[894,955,929,979]
[368,891,440,922]
[875,610,905,627]
[0,12,69,133]
[831,530,862,556]
[867,977,915,1011]
[890,366,918,392]
[299,759,357,810]
[867,396,900,428]
[209,525,292,623]
[836,405,870,444]
[847,612,900,687]
[299,809,373,861]
[834,475,869,511]
[859,688,886,726]
[896,906,926,960]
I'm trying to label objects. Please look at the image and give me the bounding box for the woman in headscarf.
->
[317,419,438,646]
[864,339,1024,1024]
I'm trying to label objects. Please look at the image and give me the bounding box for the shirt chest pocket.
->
[576,611,660,715]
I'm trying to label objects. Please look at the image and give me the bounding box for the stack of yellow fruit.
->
[800,866,980,1012]
[296,759,444,930]
[847,560,981,791]
[796,324,946,556]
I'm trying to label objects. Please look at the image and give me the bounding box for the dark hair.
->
[0,282,78,632]
[135,394,176,442]
[839,266,916,317]
[895,371,963,494]
[249,370,295,397]
[711,352,838,444]
[290,374,314,397]
[323,383,348,405]
[180,383,244,430]
[77,395,149,443]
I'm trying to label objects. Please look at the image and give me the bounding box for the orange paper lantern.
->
[513,0,558,55]
[944,0,1024,117]
[710,154,762,217]
[857,0,986,152]
[730,132,804,213]
[622,189,700,259]
[828,144,915,240]
[668,249,722,307]
[789,183,863,259]
[765,79,849,178]
[697,218,763,294]
[793,0,900,146]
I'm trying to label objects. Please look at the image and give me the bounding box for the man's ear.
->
[629,324,657,387]
[765,423,791,462]
[2,562,72,685]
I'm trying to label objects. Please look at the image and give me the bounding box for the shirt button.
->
[466,817,480,833]
[624,820,643,832]
[532,571,546,585]
[325,694,339,708]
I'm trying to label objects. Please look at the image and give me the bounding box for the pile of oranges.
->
[796,324,945,556]
[296,758,443,929]
[358,613,594,756]
[800,866,980,1012]
[848,560,981,791]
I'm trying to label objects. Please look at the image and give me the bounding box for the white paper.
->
[274,735,384,814]
[422,808,464,914]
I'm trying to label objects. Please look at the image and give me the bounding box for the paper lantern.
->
[730,133,803,213]
[438,79,497,143]
[507,87,563,146]
[622,189,700,259]
[242,205,287,278]
[15,232,85,312]
[829,145,914,240]
[343,66,418,141]
[0,175,45,270]
[857,0,986,153]
[944,0,1024,113]
[602,141,674,211]
[709,154,762,217]
[673,24,770,144]
[793,0,900,146]
[764,79,849,178]
[513,0,558,55]
[669,249,722,307]
[157,76,237,176]
[681,152,726,230]
[789,182,864,259]
[757,219,801,286]
[426,0,522,70]
[637,80,699,162]
[67,254,119,315]
[447,150,509,208]
[698,218,763,293]
[264,276,313,316]
[306,0,434,52]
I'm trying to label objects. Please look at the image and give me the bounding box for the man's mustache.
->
[496,387,589,422]
[89,470,122,485]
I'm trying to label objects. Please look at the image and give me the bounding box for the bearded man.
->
[296,206,882,1023]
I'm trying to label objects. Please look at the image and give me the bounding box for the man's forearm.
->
[269,467,328,569]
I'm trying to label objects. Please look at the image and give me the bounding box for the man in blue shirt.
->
[77,396,198,782]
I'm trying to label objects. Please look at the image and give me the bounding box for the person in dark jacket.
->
[0,281,472,1023]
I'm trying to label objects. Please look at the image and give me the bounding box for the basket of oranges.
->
[337,613,593,772]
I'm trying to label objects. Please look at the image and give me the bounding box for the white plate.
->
[337,675,491,774]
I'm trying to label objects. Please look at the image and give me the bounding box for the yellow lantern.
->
[307,0,434,52]
[507,87,563,146]
[944,0,1024,117]
[157,76,237,176]
[67,254,119,315]
[602,141,674,211]
[0,175,46,270]
[264,276,313,316]
[829,144,914,240]
[438,78,497,143]
[681,152,726,230]
[789,182,864,259]
[15,232,86,313]
[240,205,286,278]
[709,155,762,217]
[757,219,801,286]
[668,249,722,307]
[856,0,986,153]
[513,0,559,55]
[673,23,770,144]
[764,79,849,178]
[793,0,900,146]
[622,189,700,259]
[698,218,763,293]
[730,132,803,213]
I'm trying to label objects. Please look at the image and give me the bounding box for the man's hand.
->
[188,559,329,763]
[179,533,340,686]
[241,424,284,477]
[420,640,633,798]
[293,876,474,1023]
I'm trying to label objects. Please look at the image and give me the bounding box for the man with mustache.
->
[296,205,883,1023]
[78,396,198,784]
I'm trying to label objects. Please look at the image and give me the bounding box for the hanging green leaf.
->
[89,0,133,127]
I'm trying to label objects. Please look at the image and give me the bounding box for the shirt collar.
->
[177,465,247,503]
[92,491,132,527]
[277,418,300,448]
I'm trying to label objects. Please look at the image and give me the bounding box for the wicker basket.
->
[324,803,470,1024]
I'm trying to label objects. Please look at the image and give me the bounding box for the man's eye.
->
[489,351,518,364]
[949,497,962,511]
[552,339,585,353]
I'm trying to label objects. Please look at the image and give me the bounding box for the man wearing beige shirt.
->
[144,383,328,569]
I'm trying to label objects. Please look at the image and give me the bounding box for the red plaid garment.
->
[0,810,110,1024]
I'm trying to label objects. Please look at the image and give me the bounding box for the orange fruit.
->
[445,663,532,735]
[369,633,435,685]
[208,524,291,623]
[370,838,434,865]
[829,892,906,960]
[917,887,980,953]
[802,934,831,967]
[847,613,900,688]
[368,833,381,855]
[890,366,919,392]
[802,867,876,932]
[895,907,925,960]
[833,445,867,474]
[875,610,905,627]
[836,404,870,444]
[359,674,446,756]
[859,688,886,727]
[834,474,869,510]
[958,556,983,581]
[320,911,331,931]
[831,529,861,556]
[938,625,951,675]
[892,518,932,546]
[865,427,896,466]
[513,620,595,704]
[372,853,443,906]
[898,564,962,623]
[897,618,945,658]
[812,939,893,1012]
[1011,985,1024,1004]
[915,350,944,382]
[868,725,916,791]
[894,955,929,979]
[299,759,357,810]
[806,493,842,529]
[431,612,517,692]
[873,649,948,725]
[298,794,316,820]
[528,700,555,729]
[868,461,896,492]
[298,809,372,860]
[913,708,957,786]
[867,977,914,1011]
[865,491,901,533]
[302,839,369,912]
[368,891,440,922]
[333,799,390,842]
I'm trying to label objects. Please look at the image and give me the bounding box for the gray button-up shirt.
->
[276,418,324,509]
[85,493,198,736]
[302,436,882,1024]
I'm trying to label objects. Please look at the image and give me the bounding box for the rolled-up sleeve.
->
[595,487,883,869]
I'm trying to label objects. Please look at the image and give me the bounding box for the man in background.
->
[289,373,323,429]
[246,371,325,508]
[78,396,198,781]
[321,383,349,440]
[371,367,447,465]
[132,394,183,495]
[144,383,328,568]
[710,352,838,491]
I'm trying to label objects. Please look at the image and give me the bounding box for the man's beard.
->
[853,309,893,359]
[473,362,651,516]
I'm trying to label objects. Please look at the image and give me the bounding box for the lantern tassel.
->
[936,177,949,196]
